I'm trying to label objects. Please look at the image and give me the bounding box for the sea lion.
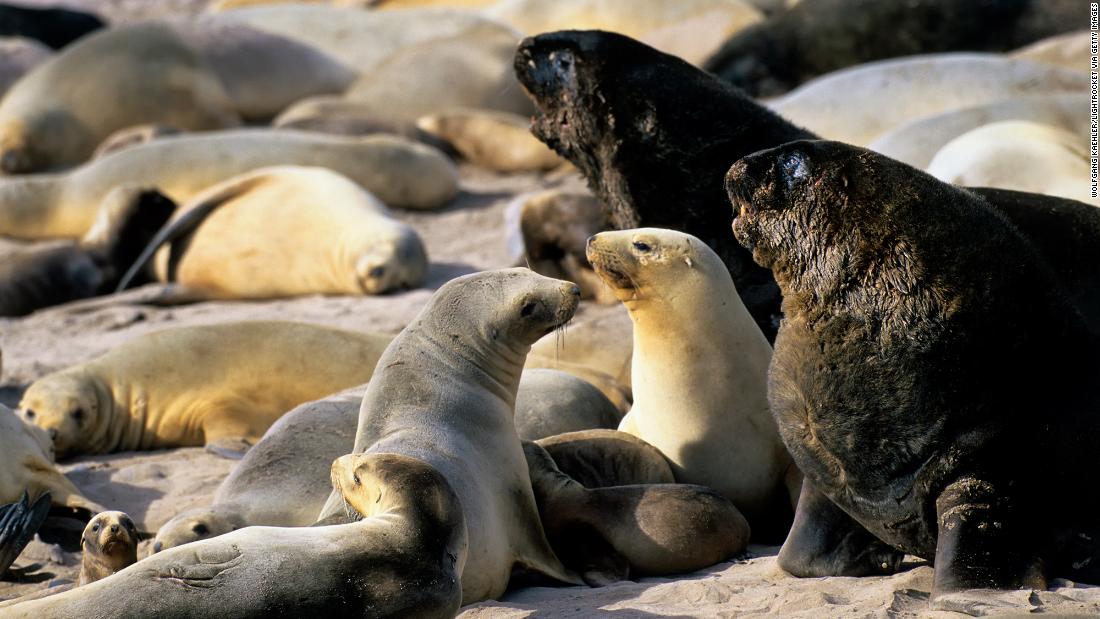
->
[0,3,103,50]
[0,185,174,317]
[768,53,1087,146]
[1012,30,1090,73]
[928,120,1093,204]
[0,21,354,172]
[78,511,138,586]
[318,268,583,603]
[0,130,457,239]
[524,440,749,585]
[417,109,564,173]
[526,306,633,403]
[587,228,799,542]
[705,0,1083,97]
[272,98,430,141]
[0,403,103,516]
[17,322,392,459]
[4,452,466,618]
[91,124,181,160]
[116,166,429,299]
[515,30,1100,339]
[868,93,1086,169]
[536,429,674,488]
[727,139,1100,609]
[514,369,622,441]
[0,491,51,578]
[488,0,763,66]
[0,37,50,97]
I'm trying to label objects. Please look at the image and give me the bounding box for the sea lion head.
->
[354,230,428,295]
[19,373,104,459]
[426,268,581,351]
[586,228,726,304]
[331,453,463,534]
[81,511,138,574]
[152,507,244,553]
[0,108,88,173]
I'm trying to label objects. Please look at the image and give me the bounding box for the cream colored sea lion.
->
[770,54,1088,146]
[587,228,800,542]
[417,109,563,172]
[868,93,1087,169]
[0,37,50,98]
[927,120,1094,204]
[91,124,182,160]
[4,452,466,618]
[318,268,583,603]
[1012,30,1089,73]
[487,0,762,66]
[116,166,429,299]
[524,441,749,585]
[0,130,457,239]
[536,429,674,488]
[0,21,354,173]
[514,369,622,440]
[78,511,138,586]
[0,403,103,516]
[17,322,392,459]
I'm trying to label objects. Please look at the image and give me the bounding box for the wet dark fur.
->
[513,30,1100,341]
[0,190,175,317]
[0,3,104,50]
[705,0,1083,97]
[728,140,1100,600]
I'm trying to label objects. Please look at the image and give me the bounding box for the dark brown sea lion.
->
[513,30,1100,339]
[727,139,1100,611]
[704,0,1083,97]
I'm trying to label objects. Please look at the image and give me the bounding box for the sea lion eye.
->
[71,408,85,422]
[632,241,651,252]
[520,301,537,317]
[23,409,34,420]
[352,474,361,485]
[92,524,100,532]
[781,152,808,182]
[192,523,208,535]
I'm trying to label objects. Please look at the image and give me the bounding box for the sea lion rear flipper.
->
[0,491,51,577]
[777,481,903,578]
[204,437,253,460]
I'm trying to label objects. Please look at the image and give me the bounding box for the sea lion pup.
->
[768,54,1087,147]
[78,511,138,586]
[17,322,392,459]
[727,140,1100,609]
[0,185,174,317]
[536,429,674,488]
[0,130,458,240]
[514,31,1100,338]
[115,166,429,299]
[4,452,467,618]
[514,30,810,340]
[417,109,564,173]
[0,491,51,577]
[0,402,104,516]
[587,228,799,542]
[318,268,583,603]
[927,120,1093,204]
[704,0,1081,97]
[0,4,103,50]
[514,370,622,441]
[523,441,749,586]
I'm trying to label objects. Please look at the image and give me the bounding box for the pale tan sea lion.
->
[116,166,429,299]
[0,403,103,516]
[0,130,458,239]
[868,93,1087,169]
[487,0,763,65]
[0,21,354,173]
[1011,30,1089,73]
[4,453,466,618]
[417,109,563,172]
[536,428,674,488]
[588,228,800,542]
[318,268,583,603]
[91,124,181,160]
[17,322,392,459]
[770,53,1088,146]
[927,120,1094,204]
[78,511,138,586]
[0,37,50,98]
[524,441,750,585]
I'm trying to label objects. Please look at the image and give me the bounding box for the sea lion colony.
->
[0,1,1095,617]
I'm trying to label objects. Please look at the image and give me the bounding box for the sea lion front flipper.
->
[930,478,1045,609]
[777,482,903,578]
[204,437,253,460]
[0,491,51,577]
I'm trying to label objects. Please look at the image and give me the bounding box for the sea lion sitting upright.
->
[4,453,466,618]
[587,228,799,542]
[727,139,1100,610]
[318,268,583,603]
[78,511,138,586]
